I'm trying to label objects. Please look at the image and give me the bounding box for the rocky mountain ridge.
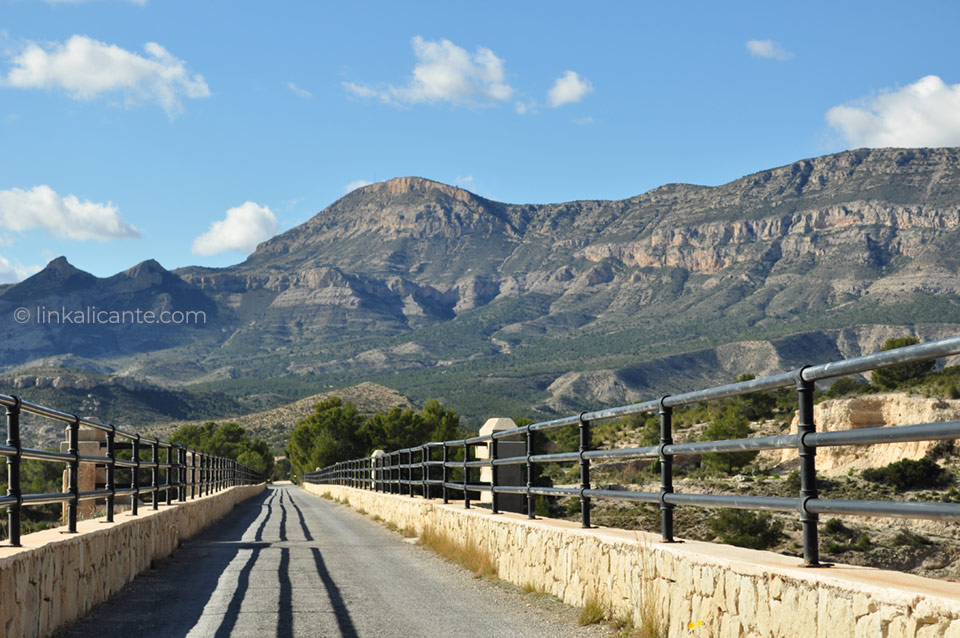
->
[2,147,960,424]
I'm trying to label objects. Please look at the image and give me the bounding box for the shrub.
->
[709,510,783,550]
[534,495,551,517]
[926,440,956,461]
[786,469,801,492]
[861,458,951,490]
[870,337,935,390]
[822,517,872,553]
[826,377,873,398]
[700,406,757,474]
[579,595,607,626]
[824,518,852,537]
[891,528,931,547]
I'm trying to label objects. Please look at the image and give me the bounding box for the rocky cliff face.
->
[778,392,960,475]
[180,148,960,330]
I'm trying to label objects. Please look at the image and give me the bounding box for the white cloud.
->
[455,175,475,189]
[746,39,794,61]
[547,70,593,107]
[826,75,960,148]
[572,116,594,125]
[343,180,372,194]
[344,36,513,107]
[1,35,209,116]
[514,99,537,115]
[191,202,278,256]
[287,82,311,99]
[0,255,41,284]
[0,185,140,241]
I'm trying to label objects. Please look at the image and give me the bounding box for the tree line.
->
[286,397,461,478]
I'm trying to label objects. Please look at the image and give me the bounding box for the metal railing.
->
[305,335,960,566]
[1,393,263,547]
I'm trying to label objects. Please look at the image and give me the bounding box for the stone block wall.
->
[303,483,960,638]
[0,483,265,638]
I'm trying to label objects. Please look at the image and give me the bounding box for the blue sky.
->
[1,1,959,281]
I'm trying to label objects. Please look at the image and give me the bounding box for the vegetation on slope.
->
[286,397,461,477]
[169,421,274,477]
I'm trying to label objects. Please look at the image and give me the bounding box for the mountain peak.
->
[351,176,482,204]
[0,256,97,300]
[44,256,82,275]
[120,259,168,278]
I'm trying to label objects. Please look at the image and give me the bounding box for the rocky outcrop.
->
[779,392,960,474]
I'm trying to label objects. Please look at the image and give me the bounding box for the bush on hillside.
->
[861,458,951,490]
[870,337,935,390]
[709,510,783,550]
[700,406,757,474]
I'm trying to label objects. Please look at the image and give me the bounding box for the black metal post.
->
[131,434,140,516]
[797,375,821,566]
[408,451,414,497]
[151,439,159,510]
[659,398,675,542]
[578,414,591,528]
[394,452,399,493]
[463,444,470,509]
[442,443,449,504]
[178,447,186,502]
[526,428,535,519]
[67,417,79,533]
[422,446,428,499]
[6,398,22,546]
[105,426,115,523]
[491,436,499,514]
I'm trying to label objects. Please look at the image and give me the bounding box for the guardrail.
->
[1,393,263,547]
[305,335,960,567]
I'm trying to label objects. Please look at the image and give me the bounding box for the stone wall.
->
[303,483,960,638]
[0,483,265,638]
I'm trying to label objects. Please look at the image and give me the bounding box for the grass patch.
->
[520,581,549,598]
[636,584,667,638]
[418,524,497,579]
[579,595,607,625]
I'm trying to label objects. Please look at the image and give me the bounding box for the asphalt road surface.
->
[55,484,610,638]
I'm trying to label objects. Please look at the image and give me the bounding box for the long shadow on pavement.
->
[53,488,274,638]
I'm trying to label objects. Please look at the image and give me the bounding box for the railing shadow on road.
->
[52,488,272,638]
[310,546,358,638]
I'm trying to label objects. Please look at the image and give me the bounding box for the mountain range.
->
[3,147,960,435]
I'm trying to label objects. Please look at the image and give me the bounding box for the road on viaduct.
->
[54,484,608,638]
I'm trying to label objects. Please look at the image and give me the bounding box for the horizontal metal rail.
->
[1,393,264,547]
[305,335,960,567]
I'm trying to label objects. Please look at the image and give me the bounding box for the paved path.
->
[56,484,609,638]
